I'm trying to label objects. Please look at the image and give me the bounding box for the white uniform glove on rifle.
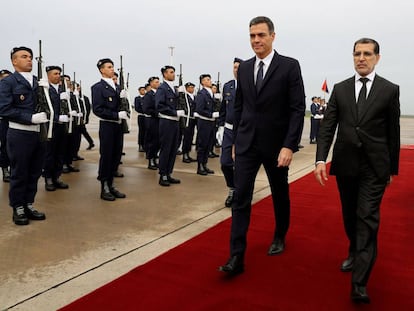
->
[70,110,78,117]
[59,115,69,123]
[73,89,79,96]
[177,86,185,93]
[31,112,48,124]
[60,92,69,100]
[176,110,185,117]
[118,111,128,120]
[212,112,220,119]
[77,112,83,118]
[120,90,128,99]
[216,126,224,146]
[38,79,49,88]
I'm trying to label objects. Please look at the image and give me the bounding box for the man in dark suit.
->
[219,16,305,274]
[314,38,400,304]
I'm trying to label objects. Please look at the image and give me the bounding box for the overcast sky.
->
[1,0,413,114]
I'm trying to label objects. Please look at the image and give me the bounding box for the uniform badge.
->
[109,97,112,102]
[20,95,25,101]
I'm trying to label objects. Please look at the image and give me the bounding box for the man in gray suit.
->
[314,38,400,304]
[219,16,305,275]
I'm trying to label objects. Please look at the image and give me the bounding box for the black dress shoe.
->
[72,155,84,161]
[54,179,69,189]
[197,164,208,176]
[114,171,124,178]
[167,176,181,184]
[298,144,304,149]
[45,178,56,191]
[341,256,354,272]
[148,159,158,170]
[13,206,29,225]
[351,284,370,304]
[159,175,170,187]
[2,167,10,183]
[203,164,215,174]
[110,187,126,198]
[268,237,285,255]
[101,181,116,201]
[225,192,234,208]
[62,165,70,173]
[68,165,80,172]
[219,255,244,275]
[138,145,145,152]
[86,143,95,150]
[24,205,46,221]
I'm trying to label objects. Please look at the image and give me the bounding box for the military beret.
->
[0,69,12,75]
[46,65,62,72]
[185,82,195,88]
[62,74,71,80]
[199,74,211,83]
[148,76,159,84]
[161,65,175,74]
[10,47,33,59]
[96,58,113,69]
[233,57,243,63]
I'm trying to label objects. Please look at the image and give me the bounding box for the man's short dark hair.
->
[249,16,274,33]
[353,38,380,55]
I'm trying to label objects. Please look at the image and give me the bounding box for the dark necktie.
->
[357,77,369,114]
[256,61,264,92]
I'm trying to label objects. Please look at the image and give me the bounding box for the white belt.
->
[9,121,40,132]
[194,112,215,122]
[99,118,121,124]
[143,114,152,118]
[158,113,179,121]
[224,122,233,130]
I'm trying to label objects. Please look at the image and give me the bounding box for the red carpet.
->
[60,149,414,311]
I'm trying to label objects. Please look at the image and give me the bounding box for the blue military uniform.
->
[195,85,217,175]
[142,87,159,169]
[0,63,46,225]
[181,83,197,162]
[156,78,181,186]
[91,58,126,201]
[134,93,146,151]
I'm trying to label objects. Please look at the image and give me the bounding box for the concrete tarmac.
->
[1,115,412,310]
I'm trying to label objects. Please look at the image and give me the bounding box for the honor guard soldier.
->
[142,76,160,170]
[134,86,146,152]
[0,47,47,225]
[181,82,197,163]
[195,74,220,175]
[0,69,12,182]
[218,57,242,207]
[43,65,70,191]
[156,65,183,186]
[91,58,126,201]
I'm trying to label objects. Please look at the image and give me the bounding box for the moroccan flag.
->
[321,79,329,93]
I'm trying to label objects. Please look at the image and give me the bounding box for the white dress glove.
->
[120,90,128,99]
[38,79,49,88]
[216,126,224,145]
[70,110,78,117]
[177,85,185,93]
[73,89,79,96]
[212,112,220,118]
[176,110,185,117]
[31,112,48,124]
[118,111,128,120]
[77,112,83,118]
[60,92,69,100]
[214,93,222,100]
[59,115,69,123]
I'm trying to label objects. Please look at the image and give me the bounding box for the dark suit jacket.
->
[234,51,305,157]
[316,74,400,180]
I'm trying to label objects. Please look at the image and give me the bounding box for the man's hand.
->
[277,147,293,167]
[231,144,235,161]
[314,163,328,186]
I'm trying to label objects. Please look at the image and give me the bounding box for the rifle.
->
[35,40,54,141]
[118,55,131,133]
[213,71,221,112]
[73,72,83,126]
[177,64,189,128]
[79,80,87,124]
[60,63,71,133]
